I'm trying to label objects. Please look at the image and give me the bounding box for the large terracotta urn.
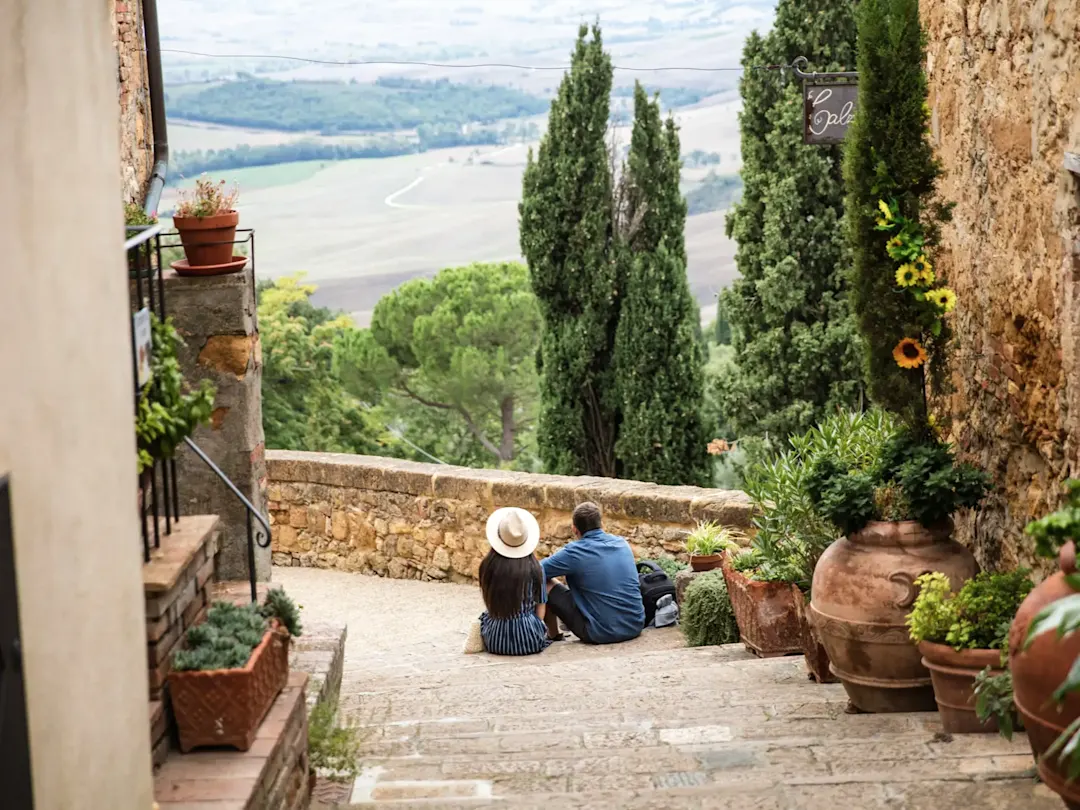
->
[810,520,978,713]
[1009,542,1080,809]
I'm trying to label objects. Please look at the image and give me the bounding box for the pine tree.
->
[844,0,948,431]
[720,0,864,441]
[520,24,619,476]
[614,85,710,485]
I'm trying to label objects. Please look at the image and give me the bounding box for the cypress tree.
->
[614,85,710,485]
[844,0,951,431]
[720,0,865,441]
[520,24,619,476]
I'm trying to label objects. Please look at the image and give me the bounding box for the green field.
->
[172,160,327,191]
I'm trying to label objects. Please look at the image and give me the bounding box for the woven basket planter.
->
[169,624,289,752]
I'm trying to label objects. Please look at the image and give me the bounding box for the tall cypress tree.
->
[520,24,619,476]
[720,0,864,441]
[614,85,710,485]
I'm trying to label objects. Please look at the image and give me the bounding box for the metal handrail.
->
[124,222,164,252]
[183,437,271,603]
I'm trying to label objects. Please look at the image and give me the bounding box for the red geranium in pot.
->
[171,177,242,275]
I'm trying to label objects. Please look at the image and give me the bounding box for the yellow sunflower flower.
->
[893,338,928,369]
[895,264,920,287]
[928,287,958,313]
[878,200,893,219]
[914,255,932,274]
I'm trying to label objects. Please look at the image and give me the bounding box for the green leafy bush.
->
[973,667,1018,741]
[1025,479,1080,560]
[646,556,688,580]
[907,570,1032,650]
[681,571,739,648]
[308,701,366,782]
[740,410,898,587]
[806,427,990,535]
[685,522,745,557]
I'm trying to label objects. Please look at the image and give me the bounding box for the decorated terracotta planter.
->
[690,553,723,572]
[169,624,289,752]
[810,520,978,713]
[720,553,801,658]
[1009,541,1080,809]
[793,585,837,683]
[173,210,239,270]
[919,641,1002,734]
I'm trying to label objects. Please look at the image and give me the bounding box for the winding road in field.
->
[382,143,526,210]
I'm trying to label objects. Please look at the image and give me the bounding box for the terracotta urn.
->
[793,584,837,683]
[173,210,239,269]
[1009,541,1080,809]
[690,553,723,572]
[919,641,1002,734]
[810,520,978,713]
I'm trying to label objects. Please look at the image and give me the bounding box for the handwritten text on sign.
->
[803,83,858,145]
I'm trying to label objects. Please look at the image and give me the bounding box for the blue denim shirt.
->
[541,529,645,644]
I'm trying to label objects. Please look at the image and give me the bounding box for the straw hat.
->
[484,507,541,559]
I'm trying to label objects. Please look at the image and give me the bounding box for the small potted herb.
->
[172,177,241,273]
[907,570,1032,733]
[169,588,302,752]
[685,521,744,572]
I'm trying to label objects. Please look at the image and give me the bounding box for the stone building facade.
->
[111,0,152,204]
[923,0,1080,571]
[266,451,755,581]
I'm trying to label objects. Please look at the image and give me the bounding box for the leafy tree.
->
[614,85,710,486]
[333,262,541,467]
[258,275,391,455]
[720,0,865,441]
[844,0,951,431]
[520,24,620,477]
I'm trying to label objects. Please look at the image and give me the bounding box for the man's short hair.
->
[572,502,603,534]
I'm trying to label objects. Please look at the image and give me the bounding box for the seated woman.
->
[477,507,551,656]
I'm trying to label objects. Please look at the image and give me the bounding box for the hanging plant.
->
[135,314,216,474]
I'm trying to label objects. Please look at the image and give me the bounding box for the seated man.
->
[541,502,645,645]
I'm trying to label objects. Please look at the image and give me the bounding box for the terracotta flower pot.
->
[169,624,289,752]
[174,210,239,269]
[919,641,1002,733]
[720,553,801,657]
[1009,541,1080,809]
[810,520,978,713]
[690,553,723,572]
[793,584,837,683]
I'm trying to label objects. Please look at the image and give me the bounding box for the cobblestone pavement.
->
[275,567,1060,809]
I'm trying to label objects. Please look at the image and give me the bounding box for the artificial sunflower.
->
[893,337,928,369]
[927,287,957,313]
[895,264,920,287]
[886,235,904,256]
[914,255,933,275]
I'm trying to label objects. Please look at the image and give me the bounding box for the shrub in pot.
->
[170,588,302,752]
[722,544,803,658]
[680,571,739,648]
[1008,480,1080,807]
[907,570,1032,733]
[685,521,744,572]
[807,427,990,713]
[172,177,241,273]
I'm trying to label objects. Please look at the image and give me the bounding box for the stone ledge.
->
[143,515,220,597]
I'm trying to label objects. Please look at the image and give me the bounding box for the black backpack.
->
[637,561,677,626]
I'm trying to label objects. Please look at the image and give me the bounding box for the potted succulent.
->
[170,588,302,752]
[685,521,744,572]
[907,570,1033,733]
[741,411,897,678]
[806,427,990,713]
[1008,480,1080,807]
[171,177,242,274]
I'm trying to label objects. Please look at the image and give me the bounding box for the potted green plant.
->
[170,588,302,752]
[680,570,739,648]
[720,542,803,658]
[806,427,990,713]
[1008,480,1080,807]
[172,177,242,274]
[685,521,744,572]
[907,570,1032,733]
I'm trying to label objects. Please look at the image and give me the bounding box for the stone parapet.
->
[266,451,755,582]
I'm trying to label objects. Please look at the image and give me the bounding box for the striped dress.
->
[479,583,551,656]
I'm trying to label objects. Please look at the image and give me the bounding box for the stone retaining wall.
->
[267,451,755,582]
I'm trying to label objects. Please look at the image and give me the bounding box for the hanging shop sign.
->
[803,83,858,145]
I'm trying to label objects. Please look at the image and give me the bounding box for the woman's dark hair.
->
[479,549,543,620]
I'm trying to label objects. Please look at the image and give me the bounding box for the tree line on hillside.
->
[686,172,743,215]
[166,76,549,134]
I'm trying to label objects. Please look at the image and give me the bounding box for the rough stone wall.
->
[166,268,270,582]
[266,451,755,582]
[923,0,1080,573]
[110,0,152,204]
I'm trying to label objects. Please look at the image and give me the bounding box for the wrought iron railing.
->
[126,225,266,601]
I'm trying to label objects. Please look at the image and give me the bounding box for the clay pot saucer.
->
[171,255,248,277]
